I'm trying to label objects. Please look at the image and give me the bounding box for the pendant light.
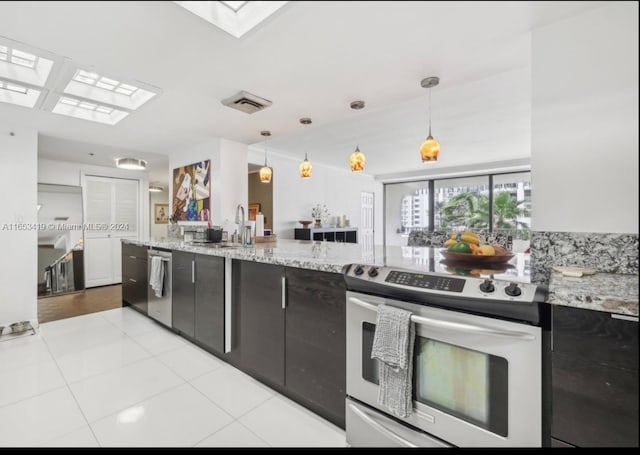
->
[299,117,313,178]
[259,130,272,183]
[420,76,440,163]
[349,100,366,172]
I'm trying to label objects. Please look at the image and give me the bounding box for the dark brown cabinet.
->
[232,260,285,386]
[173,251,225,352]
[172,250,195,337]
[552,305,638,447]
[231,260,347,428]
[121,243,148,314]
[285,267,347,428]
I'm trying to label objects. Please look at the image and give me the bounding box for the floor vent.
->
[221,91,272,114]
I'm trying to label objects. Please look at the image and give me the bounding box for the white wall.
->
[249,149,384,244]
[0,127,38,328]
[531,2,639,233]
[38,158,150,241]
[149,189,169,240]
[168,138,248,229]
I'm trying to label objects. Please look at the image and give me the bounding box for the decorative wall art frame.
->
[172,160,211,221]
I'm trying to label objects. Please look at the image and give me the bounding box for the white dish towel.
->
[149,256,164,298]
[371,304,415,419]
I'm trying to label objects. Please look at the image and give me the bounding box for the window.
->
[435,176,490,232]
[385,181,429,246]
[384,171,531,250]
[52,96,129,125]
[492,172,531,250]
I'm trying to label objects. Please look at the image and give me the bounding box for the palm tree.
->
[493,192,530,230]
[440,192,489,229]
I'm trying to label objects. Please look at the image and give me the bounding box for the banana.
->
[450,231,480,244]
[460,233,480,245]
[444,239,457,247]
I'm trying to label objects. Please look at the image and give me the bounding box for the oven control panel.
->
[385,270,465,293]
[344,264,545,304]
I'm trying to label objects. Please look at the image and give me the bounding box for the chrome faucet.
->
[235,204,245,245]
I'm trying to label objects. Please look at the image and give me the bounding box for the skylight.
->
[52,96,129,125]
[63,69,157,112]
[72,70,139,96]
[0,46,38,69]
[0,80,41,108]
[220,1,249,12]
[174,1,288,38]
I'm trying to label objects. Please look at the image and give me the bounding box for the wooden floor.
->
[38,285,123,323]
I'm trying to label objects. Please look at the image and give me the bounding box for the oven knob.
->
[505,282,522,297]
[354,265,364,276]
[479,279,495,293]
[368,267,379,278]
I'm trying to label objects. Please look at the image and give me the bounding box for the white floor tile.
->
[69,357,184,422]
[44,323,127,358]
[0,357,66,408]
[0,335,53,369]
[128,327,186,355]
[39,312,111,339]
[190,366,273,418]
[0,388,87,447]
[156,344,225,381]
[239,396,346,447]
[55,337,152,384]
[43,425,99,447]
[102,310,161,337]
[91,384,233,447]
[195,421,270,447]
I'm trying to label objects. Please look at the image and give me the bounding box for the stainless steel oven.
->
[344,264,550,448]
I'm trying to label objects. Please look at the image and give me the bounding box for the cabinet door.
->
[285,267,347,428]
[195,254,225,353]
[172,251,195,337]
[233,260,285,386]
[552,306,639,447]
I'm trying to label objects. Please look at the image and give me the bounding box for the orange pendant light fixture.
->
[299,117,313,178]
[259,130,272,183]
[349,100,366,172]
[420,76,440,163]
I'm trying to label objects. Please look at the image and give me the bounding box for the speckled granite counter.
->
[546,272,639,316]
[125,238,370,274]
[125,238,531,280]
[125,238,639,315]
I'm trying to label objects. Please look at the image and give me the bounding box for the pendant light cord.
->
[428,87,432,137]
[264,138,268,166]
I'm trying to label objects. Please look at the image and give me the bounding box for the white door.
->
[84,176,139,287]
[360,191,374,253]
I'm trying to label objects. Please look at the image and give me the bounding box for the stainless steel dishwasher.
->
[147,248,172,327]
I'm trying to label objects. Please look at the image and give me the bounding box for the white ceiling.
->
[0,1,604,180]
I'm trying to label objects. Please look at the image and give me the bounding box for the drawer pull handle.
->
[611,314,638,322]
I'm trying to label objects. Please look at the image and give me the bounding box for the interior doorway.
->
[247,164,273,234]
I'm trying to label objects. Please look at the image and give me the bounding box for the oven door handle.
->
[347,402,418,447]
[348,297,536,341]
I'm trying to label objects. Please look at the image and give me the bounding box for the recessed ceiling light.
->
[149,185,164,192]
[116,158,147,171]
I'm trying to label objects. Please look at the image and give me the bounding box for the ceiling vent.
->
[53,216,69,221]
[221,91,272,114]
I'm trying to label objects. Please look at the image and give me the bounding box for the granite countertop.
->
[126,238,639,315]
[546,271,639,317]
[126,238,531,280]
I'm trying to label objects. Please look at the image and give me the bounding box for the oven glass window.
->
[362,322,508,437]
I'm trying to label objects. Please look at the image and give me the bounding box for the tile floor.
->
[0,307,346,447]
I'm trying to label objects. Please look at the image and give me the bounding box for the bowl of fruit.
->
[440,231,514,264]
